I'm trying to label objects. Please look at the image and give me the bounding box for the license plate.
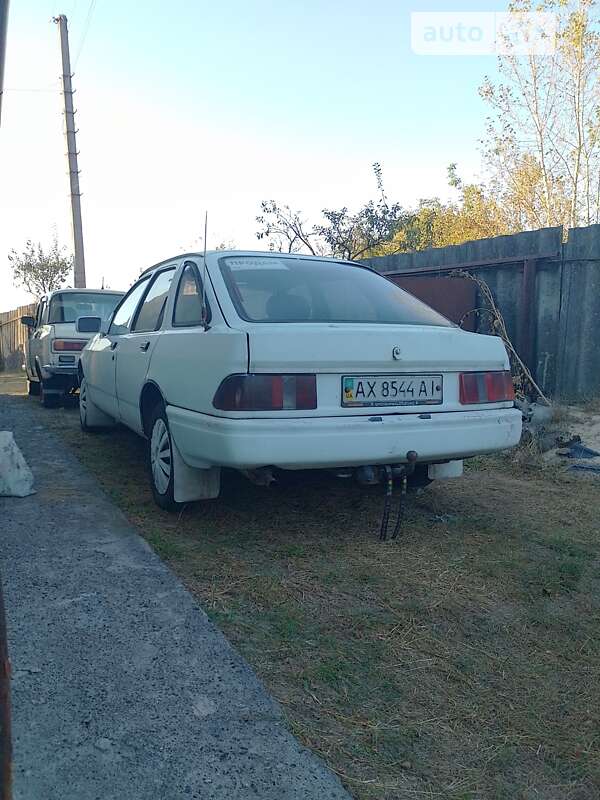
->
[342,375,443,407]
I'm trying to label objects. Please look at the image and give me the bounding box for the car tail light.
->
[53,339,86,352]
[213,374,317,411]
[459,371,515,404]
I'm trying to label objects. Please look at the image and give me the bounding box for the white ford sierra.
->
[78,251,522,510]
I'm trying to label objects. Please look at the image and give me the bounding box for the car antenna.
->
[201,211,208,330]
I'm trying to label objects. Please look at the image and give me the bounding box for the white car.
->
[79,251,522,511]
[21,288,124,407]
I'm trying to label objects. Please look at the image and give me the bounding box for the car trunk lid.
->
[246,323,511,416]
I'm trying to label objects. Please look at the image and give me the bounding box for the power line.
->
[4,76,61,93]
[4,85,59,92]
[73,0,97,70]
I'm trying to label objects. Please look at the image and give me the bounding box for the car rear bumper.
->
[41,363,78,377]
[39,363,79,394]
[167,406,522,470]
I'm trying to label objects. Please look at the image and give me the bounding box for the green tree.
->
[9,237,72,297]
[256,164,408,260]
[367,165,511,256]
[256,164,512,261]
[256,201,320,255]
[480,0,600,228]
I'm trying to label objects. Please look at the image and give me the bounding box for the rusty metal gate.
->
[390,275,477,330]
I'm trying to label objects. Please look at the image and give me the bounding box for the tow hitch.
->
[376,451,418,541]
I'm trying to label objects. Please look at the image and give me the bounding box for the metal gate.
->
[390,275,477,331]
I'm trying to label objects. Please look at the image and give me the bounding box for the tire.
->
[40,381,60,408]
[78,377,102,431]
[147,403,180,512]
[28,379,40,396]
[79,377,92,431]
[79,377,116,430]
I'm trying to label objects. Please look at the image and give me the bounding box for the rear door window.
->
[132,268,175,332]
[109,278,151,336]
[172,262,211,327]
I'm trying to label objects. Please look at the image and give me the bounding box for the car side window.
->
[132,268,175,333]
[109,277,150,336]
[37,299,47,326]
[172,262,211,327]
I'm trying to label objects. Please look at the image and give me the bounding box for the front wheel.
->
[79,377,92,430]
[148,404,180,512]
[79,377,113,431]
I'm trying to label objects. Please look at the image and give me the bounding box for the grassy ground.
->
[3,372,600,799]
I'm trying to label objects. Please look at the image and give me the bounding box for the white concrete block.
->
[0,431,35,497]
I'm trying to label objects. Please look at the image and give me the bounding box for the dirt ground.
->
[2,371,600,800]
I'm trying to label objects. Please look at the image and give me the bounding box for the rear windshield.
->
[219,256,452,326]
[48,292,122,324]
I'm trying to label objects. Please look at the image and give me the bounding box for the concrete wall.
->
[364,224,600,401]
[557,225,600,399]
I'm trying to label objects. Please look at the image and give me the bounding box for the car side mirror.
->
[20,315,35,328]
[76,315,102,333]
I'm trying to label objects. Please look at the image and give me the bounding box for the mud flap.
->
[85,396,117,427]
[428,460,463,479]
[171,434,221,502]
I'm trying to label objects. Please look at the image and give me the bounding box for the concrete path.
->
[0,396,350,800]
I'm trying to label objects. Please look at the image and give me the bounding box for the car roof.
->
[138,250,363,278]
[46,288,124,298]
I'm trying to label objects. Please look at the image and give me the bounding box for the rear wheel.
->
[40,381,60,408]
[28,379,40,396]
[147,404,180,511]
[79,378,92,430]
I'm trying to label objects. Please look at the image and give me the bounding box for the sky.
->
[1,0,510,311]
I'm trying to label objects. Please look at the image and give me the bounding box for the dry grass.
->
[581,396,600,414]
[0,371,28,396]
[8,376,600,800]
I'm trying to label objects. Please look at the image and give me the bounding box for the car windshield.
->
[219,256,452,326]
[48,292,123,324]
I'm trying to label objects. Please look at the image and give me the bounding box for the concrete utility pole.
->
[54,14,86,288]
[0,0,9,126]
[0,9,13,799]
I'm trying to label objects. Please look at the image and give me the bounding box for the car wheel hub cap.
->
[151,418,171,495]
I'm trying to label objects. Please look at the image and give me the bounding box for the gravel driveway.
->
[0,395,350,800]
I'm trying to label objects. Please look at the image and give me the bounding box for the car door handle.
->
[139,341,150,352]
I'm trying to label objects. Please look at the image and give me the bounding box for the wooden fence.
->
[0,303,35,372]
